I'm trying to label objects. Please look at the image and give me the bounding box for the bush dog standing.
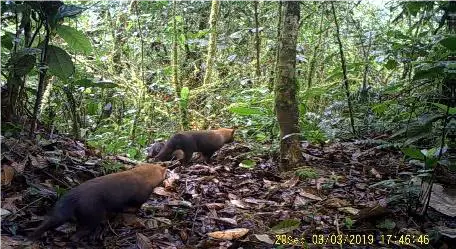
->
[30,163,167,241]
[155,128,235,164]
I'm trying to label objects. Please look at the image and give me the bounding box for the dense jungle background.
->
[1,1,456,248]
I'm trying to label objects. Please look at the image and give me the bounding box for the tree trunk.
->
[30,19,50,136]
[172,0,181,96]
[172,0,188,130]
[331,2,356,136]
[202,0,220,86]
[269,1,283,92]
[254,0,261,80]
[306,3,324,89]
[274,1,303,171]
[63,86,81,140]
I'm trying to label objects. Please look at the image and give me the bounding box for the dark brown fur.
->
[30,163,167,240]
[146,142,184,161]
[155,128,235,164]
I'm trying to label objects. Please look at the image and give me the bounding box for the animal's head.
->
[217,128,236,143]
[136,163,168,185]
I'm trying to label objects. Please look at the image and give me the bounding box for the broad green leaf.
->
[439,35,456,51]
[432,103,448,113]
[47,45,74,79]
[55,5,86,20]
[270,219,300,234]
[1,32,14,50]
[385,59,398,70]
[255,133,267,142]
[431,102,456,115]
[425,158,438,168]
[413,65,444,81]
[401,147,425,160]
[73,78,118,88]
[180,87,190,110]
[127,148,138,158]
[405,2,426,16]
[56,25,93,54]
[371,103,387,115]
[229,106,263,116]
[388,30,409,39]
[376,219,396,230]
[302,86,327,99]
[87,101,98,115]
[239,159,256,169]
[180,87,189,100]
[8,53,36,76]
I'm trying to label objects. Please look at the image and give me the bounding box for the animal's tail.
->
[29,195,76,240]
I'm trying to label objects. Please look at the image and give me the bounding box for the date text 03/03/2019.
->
[274,234,430,246]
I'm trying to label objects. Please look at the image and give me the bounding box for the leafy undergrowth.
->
[0,132,445,249]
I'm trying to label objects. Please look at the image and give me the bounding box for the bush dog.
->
[155,128,235,164]
[30,163,167,241]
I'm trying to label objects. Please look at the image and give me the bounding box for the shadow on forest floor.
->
[0,130,446,248]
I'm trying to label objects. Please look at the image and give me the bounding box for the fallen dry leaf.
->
[254,234,274,244]
[206,203,225,210]
[136,232,152,249]
[167,200,193,208]
[298,190,323,201]
[338,207,360,215]
[1,165,15,185]
[29,155,49,169]
[356,205,391,220]
[214,217,237,226]
[207,228,249,240]
[281,176,299,188]
[163,170,180,189]
[122,213,146,228]
[153,217,172,225]
[1,208,11,217]
[293,195,309,207]
[230,199,249,209]
[370,168,381,179]
[11,159,27,174]
[153,186,174,197]
[2,196,22,213]
[324,198,350,208]
[1,235,34,247]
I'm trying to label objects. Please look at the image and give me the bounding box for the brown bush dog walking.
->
[30,163,167,241]
[155,128,235,165]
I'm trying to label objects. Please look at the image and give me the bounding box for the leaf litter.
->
[0,132,447,248]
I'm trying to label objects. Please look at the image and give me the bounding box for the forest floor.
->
[0,130,446,249]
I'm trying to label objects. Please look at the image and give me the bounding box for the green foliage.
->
[344,217,354,229]
[1,0,452,163]
[101,161,124,174]
[180,87,190,110]
[54,185,67,198]
[56,25,93,54]
[438,35,456,51]
[229,105,264,116]
[270,219,301,234]
[295,167,318,180]
[376,219,396,230]
[1,32,14,50]
[46,45,75,80]
[7,51,36,76]
[239,159,256,169]
[73,78,118,88]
